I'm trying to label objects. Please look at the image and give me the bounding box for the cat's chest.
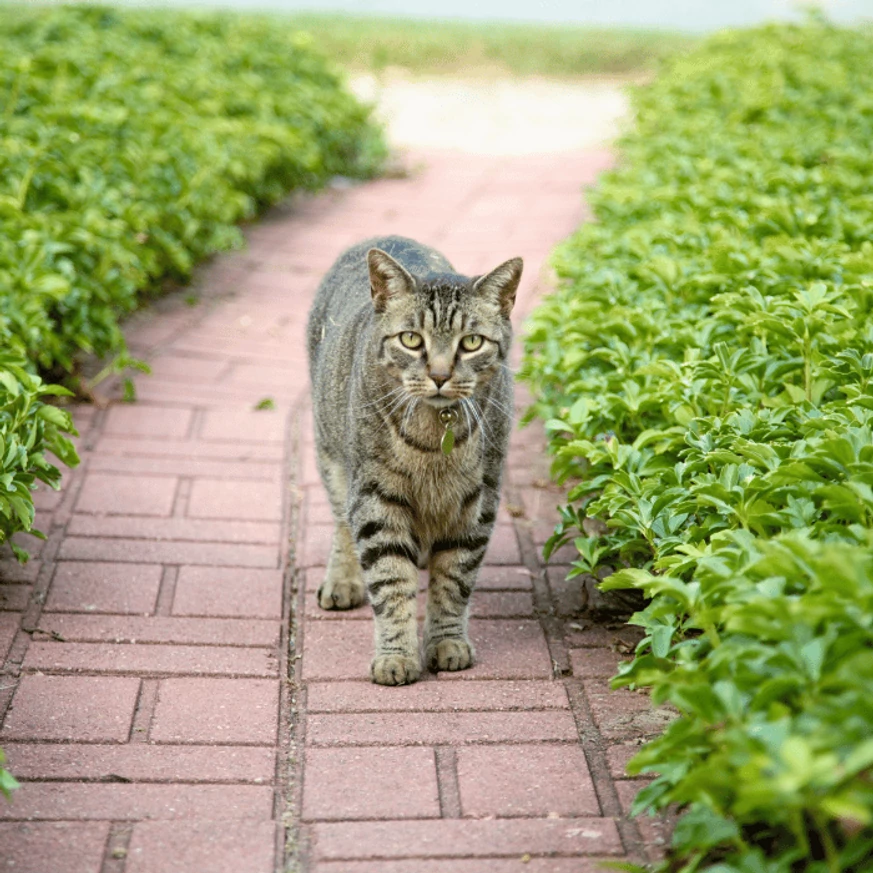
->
[392,439,481,528]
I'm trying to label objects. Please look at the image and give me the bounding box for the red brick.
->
[200,408,286,443]
[472,590,533,617]
[127,821,278,873]
[305,679,568,713]
[151,678,278,744]
[0,613,19,661]
[104,405,193,438]
[302,747,439,821]
[37,615,280,648]
[67,515,281,545]
[475,565,534,590]
[483,525,522,564]
[312,859,611,873]
[302,488,333,526]
[583,679,675,740]
[95,436,283,462]
[146,354,229,382]
[75,473,178,516]
[301,619,372,681]
[607,743,645,780]
[438,620,554,680]
[309,817,623,861]
[1,675,139,742]
[31,486,62,511]
[457,745,599,817]
[564,623,644,650]
[298,524,333,568]
[172,567,283,618]
[0,555,41,583]
[89,454,281,480]
[58,537,278,568]
[302,618,553,682]
[23,642,277,677]
[0,783,273,820]
[187,479,282,522]
[0,822,110,873]
[306,710,578,747]
[3,742,275,783]
[0,584,32,611]
[45,562,162,614]
[615,780,673,860]
[568,647,626,679]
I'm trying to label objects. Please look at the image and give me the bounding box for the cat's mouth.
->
[426,395,457,409]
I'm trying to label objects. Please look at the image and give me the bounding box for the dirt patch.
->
[351,72,632,154]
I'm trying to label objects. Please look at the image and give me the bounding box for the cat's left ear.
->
[473,257,523,317]
[368,248,415,313]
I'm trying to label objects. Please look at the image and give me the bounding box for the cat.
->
[306,236,522,686]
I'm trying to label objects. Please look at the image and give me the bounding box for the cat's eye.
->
[460,334,484,352]
[399,331,424,350]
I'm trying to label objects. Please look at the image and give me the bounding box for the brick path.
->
[0,147,670,872]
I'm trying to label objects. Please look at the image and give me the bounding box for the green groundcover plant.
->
[521,17,873,873]
[0,4,385,559]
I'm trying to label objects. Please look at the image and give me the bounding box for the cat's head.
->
[367,248,522,408]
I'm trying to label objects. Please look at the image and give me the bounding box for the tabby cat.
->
[307,236,522,686]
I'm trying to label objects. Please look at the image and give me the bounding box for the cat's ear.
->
[368,248,415,313]
[473,257,523,317]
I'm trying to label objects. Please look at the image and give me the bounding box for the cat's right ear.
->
[368,249,415,313]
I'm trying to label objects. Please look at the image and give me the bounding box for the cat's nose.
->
[430,372,450,389]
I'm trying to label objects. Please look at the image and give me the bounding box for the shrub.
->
[521,17,873,872]
[0,4,384,377]
[0,4,384,556]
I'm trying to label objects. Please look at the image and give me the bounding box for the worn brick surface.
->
[104,405,192,438]
[75,473,178,516]
[0,784,274,820]
[44,562,162,614]
[35,614,281,647]
[1,675,140,742]
[302,747,440,821]
[172,566,283,618]
[126,821,278,873]
[3,742,275,783]
[456,745,600,817]
[0,822,110,873]
[58,537,278,567]
[309,817,624,861]
[150,678,279,744]
[23,641,277,677]
[187,478,283,522]
[306,711,578,746]
[305,679,569,713]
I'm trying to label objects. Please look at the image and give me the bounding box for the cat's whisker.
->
[482,394,516,421]
[465,398,497,450]
[359,385,406,411]
[401,397,420,433]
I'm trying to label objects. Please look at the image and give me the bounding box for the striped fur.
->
[307,236,522,686]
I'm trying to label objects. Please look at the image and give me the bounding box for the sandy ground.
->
[350,72,633,154]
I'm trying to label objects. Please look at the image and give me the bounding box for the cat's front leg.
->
[424,533,489,673]
[352,513,422,685]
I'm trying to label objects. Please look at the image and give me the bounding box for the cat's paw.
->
[317,577,365,610]
[426,638,474,673]
[371,654,422,686]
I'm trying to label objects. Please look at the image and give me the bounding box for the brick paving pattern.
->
[0,147,671,871]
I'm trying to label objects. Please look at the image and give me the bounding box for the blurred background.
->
[110,0,872,30]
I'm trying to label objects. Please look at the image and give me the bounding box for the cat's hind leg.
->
[316,455,365,611]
